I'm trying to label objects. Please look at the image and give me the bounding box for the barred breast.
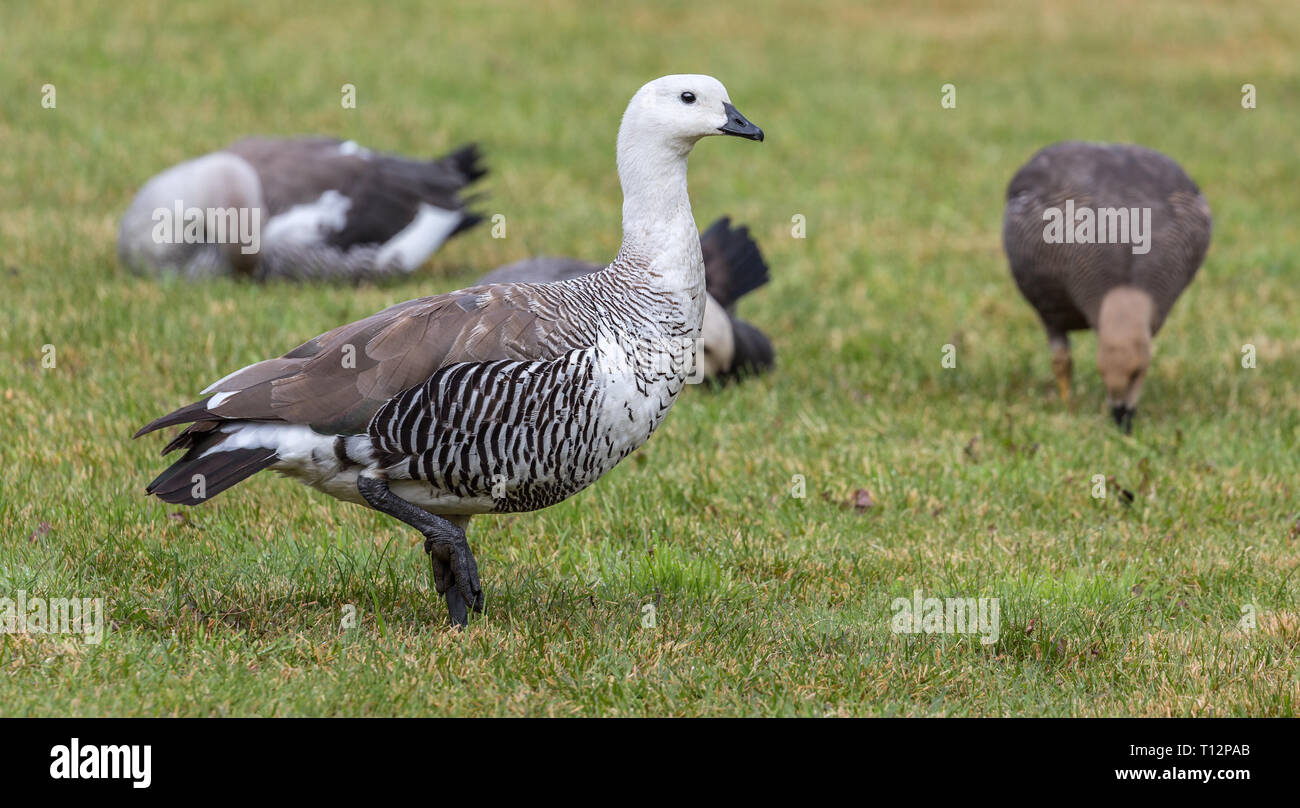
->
[365,340,689,514]
[353,264,699,515]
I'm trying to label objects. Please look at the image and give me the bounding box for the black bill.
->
[719,102,764,141]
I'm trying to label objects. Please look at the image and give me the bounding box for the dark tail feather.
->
[450,211,484,238]
[700,216,770,310]
[721,316,775,382]
[449,189,491,239]
[438,143,488,185]
[145,431,277,506]
[435,145,487,241]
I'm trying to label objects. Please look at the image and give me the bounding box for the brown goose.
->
[475,216,774,384]
[118,138,485,281]
[1002,142,1212,432]
[135,75,764,626]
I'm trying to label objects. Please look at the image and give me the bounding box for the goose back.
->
[1003,141,1211,334]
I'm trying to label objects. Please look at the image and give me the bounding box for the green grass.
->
[2,0,1298,716]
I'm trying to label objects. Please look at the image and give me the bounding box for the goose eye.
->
[680,91,696,105]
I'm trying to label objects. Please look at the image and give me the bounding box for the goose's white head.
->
[619,74,764,158]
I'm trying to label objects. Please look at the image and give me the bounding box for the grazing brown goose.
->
[118,137,485,281]
[135,75,764,626]
[1002,141,1212,432]
[475,216,774,384]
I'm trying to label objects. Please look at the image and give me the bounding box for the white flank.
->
[200,423,330,464]
[262,190,352,247]
[374,203,463,273]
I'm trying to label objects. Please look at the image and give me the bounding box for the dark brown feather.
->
[699,216,770,310]
[144,430,278,506]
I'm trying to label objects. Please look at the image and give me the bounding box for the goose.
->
[1002,141,1211,432]
[135,75,764,626]
[475,216,774,383]
[117,137,486,282]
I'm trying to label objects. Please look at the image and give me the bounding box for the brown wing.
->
[136,282,588,440]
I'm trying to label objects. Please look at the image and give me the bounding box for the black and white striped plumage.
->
[118,137,485,282]
[370,351,613,513]
[135,75,765,625]
[137,267,693,510]
[475,216,774,384]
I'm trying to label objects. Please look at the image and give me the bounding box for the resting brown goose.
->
[134,75,764,626]
[1002,141,1212,432]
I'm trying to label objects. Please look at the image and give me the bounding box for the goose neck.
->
[616,138,695,259]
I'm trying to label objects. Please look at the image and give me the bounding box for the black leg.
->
[357,476,483,627]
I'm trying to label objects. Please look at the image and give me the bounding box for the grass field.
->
[2,0,1298,716]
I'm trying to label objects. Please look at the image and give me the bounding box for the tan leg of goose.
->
[1049,336,1072,402]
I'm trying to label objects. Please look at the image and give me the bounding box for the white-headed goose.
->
[135,76,764,626]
